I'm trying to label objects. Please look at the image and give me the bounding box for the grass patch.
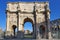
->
[24,35,32,38]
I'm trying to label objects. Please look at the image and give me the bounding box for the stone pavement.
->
[0,39,60,40]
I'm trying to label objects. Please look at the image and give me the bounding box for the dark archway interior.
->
[12,25,17,37]
[39,25,45,38]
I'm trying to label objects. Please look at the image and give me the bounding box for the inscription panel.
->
[19,3,34,12]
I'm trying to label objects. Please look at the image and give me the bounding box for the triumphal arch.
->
[5,2,52,39]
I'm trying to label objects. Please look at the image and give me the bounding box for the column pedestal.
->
[48,32,52,40]
[17,25,24,39]
[5,31,14,38]
[17,31,24,38]
[33,25,36,38]
[36,25,41,39]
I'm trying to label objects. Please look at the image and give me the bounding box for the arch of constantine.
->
[5,2,52,39]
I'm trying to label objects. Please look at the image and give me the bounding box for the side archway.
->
[12,25,17,37]
[39,25,45,38]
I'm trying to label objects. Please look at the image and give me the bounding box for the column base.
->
[5,31,14,38]
[37,33,41,39]
[17,31,24,38]
[33,33,36,39]
[48,32,52,40]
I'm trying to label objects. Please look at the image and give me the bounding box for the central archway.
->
[24,22,33,32]
[23,18,34,38]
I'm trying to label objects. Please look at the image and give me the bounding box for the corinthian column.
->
[44,2,52,39]
[5,11,11,37]
[47,12,52,40]
[17,11,24,38]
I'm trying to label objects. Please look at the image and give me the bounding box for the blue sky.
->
[0,0,60,31]
[24,22,32,32]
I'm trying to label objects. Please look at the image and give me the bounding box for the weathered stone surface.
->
[5,2,51,39]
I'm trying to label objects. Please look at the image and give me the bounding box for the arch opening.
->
[12,25,17,37]
[23,18,34,38]
[24,22,33,32]
[39,25,45,38]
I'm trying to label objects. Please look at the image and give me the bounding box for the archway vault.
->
[23,17,34,26]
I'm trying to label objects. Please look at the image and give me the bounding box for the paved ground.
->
[1,37,60,40]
